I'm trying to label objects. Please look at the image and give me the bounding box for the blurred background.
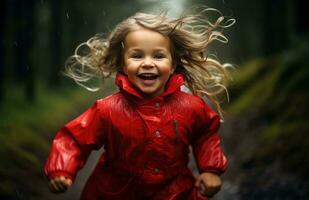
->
[0,0,308,199]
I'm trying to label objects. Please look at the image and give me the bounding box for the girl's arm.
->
[192,100,227,196]
[192,100,227,175]
[44,100,106,183]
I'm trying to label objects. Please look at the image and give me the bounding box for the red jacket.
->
[45,72,227,199]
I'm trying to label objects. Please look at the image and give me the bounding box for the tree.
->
[49,0,63,87]
[15,0,36,102]
[0,0,5,102]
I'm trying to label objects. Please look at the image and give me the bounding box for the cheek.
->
[122,61,134,75]
[122,55,130,74]
[161,63,175,76]
[123,66,138,82]
[122,66,128,74]
[165,59,175,74]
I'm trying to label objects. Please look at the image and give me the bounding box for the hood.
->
[115,72,185,99]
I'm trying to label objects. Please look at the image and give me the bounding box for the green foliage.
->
[228,48,309,186]
[0,79,116,198]
[229,58,281,114]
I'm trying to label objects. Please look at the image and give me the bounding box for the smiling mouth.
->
[137,73,159,80]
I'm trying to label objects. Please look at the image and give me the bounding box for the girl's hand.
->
[195,172,222,197]
[48,176,72,193]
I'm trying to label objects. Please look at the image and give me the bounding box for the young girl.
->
[45,9,234,200]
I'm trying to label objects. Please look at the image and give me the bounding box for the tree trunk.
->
[261,0,290,56]
[0,0,6,102]
[17,0,36,102]
[295,0,308,35]
[49,0,62,87]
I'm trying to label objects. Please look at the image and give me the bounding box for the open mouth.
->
[137,73,159,80]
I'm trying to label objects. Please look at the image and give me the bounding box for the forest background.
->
[0,0,308,199]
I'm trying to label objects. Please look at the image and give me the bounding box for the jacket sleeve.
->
[192,100,227,175]
[44,100,106,181]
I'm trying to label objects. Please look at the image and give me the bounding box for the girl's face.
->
[122,28,175,98]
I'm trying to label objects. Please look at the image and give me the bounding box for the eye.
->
[130,52,143,59]
[153,53,166,59]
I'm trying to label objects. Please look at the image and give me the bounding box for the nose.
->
[141,57,155,68]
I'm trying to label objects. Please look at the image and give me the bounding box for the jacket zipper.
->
[173,119,179,160]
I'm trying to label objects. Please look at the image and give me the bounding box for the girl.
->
[45,9,234,200]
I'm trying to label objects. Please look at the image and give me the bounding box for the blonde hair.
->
[65,8,235,117]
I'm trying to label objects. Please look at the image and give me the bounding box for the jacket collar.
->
[115,72,185,100]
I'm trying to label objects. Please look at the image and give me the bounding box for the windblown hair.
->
[65,8,235,117]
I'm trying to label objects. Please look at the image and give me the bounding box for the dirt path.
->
[37,149,238,200]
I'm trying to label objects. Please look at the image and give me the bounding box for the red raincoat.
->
[45,72,227,200]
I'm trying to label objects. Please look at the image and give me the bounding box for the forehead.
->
[124,28,171,50]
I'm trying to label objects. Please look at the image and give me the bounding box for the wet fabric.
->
[45,72,227,199]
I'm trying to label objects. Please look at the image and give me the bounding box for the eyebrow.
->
[127,48,169,52]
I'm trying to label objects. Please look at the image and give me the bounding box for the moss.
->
[229,63,280,114]
[0,125,48,165]
[260,121,306,144]
[228,52,309,177]
[232,58,267,86]
[225,47,309,198]
[0,180,16,198]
